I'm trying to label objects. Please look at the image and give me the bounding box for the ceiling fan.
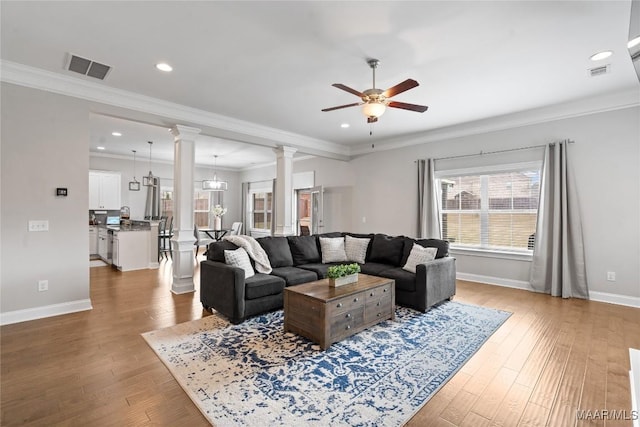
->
[322,59,428,124]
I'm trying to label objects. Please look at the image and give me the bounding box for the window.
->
[194,190,211,228]
[437,164,541,253]
[161,189,173,220]
[250,191,272,230]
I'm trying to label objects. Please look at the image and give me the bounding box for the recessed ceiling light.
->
[111,131,122,137]
[155,63,173,72]
[629,36,640,49]
[590,51,613,61]
[97,146,105,150]
[340,123,350,128]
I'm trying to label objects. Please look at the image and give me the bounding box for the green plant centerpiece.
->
[327,263,361,287]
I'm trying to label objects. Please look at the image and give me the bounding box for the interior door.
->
[309,186,323,235]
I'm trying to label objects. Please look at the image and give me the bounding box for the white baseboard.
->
[0,299,93,326]
[589,291,640,308]
[457,273,640,308]
[456,272,532,290]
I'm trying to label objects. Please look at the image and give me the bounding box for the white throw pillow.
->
[224,247,255,279]
[402,244,438,274]
[345,235,370,264]
[319,237,348,263]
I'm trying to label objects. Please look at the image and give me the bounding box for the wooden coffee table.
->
[283,274,395,350]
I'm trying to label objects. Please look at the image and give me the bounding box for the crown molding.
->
[0,60,350,159]
[350,88,640,156]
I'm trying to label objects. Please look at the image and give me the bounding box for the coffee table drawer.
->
[330,292,365,314]
[365,283,393,300]
[330,306,364,339]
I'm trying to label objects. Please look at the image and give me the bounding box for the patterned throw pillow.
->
[402,243,438,274]
[345,235,370,264]
[224,247,255,279]
[319,237,348,264]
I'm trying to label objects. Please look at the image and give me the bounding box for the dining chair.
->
[158,217,174,260]
[194,224,215,260]
[229,222,243,236]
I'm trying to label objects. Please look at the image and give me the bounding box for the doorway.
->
[295,186,323,235]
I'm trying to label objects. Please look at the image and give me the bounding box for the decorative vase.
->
[329,273,358,287]
[214,216,222,231]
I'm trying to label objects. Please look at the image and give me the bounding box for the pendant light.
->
[202,155,228,191]
[128,149,140,191]
[143,141,157,187]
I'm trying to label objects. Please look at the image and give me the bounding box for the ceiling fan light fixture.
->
[362,101,386,118]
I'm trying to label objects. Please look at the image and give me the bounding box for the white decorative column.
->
[170,125,201,294]
[273,145,297,236]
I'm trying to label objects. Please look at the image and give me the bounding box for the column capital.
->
[170,125,201,140]
[273,145,297,159]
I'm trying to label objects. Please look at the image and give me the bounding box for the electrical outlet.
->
[29,220,49,232]
[38,280,48,292]
[606,272,616,282]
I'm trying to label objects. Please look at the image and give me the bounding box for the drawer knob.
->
[346,313,351,318]
[337,303,343,308]
[376,302,380,306]
[353,297,359,302]
[383,289,387,292]
[346,325,351,330]
[377,313,381,317]
[370,292,374,296]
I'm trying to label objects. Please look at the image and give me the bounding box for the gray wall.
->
[1,84,91,315]
[349,106,640,299]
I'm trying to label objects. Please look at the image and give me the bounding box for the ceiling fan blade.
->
[383,79,419,98]
[388,101,429,113]
[367,116,378,123]
[321,102,361,112]
[332,83,365,98]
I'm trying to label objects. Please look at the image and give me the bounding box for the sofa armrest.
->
[415,256,456,311]
[200,260,246,323]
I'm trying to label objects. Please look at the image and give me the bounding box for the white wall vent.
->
[65,54,111,80]
[588,64,611,77]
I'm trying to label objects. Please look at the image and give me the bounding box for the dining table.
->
[200,228,232,241]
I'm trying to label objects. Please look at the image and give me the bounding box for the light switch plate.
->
[28,220,49,232]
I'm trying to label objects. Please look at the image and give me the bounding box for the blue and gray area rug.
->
[142,301,511,426]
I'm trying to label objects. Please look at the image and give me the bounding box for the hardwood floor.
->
[1,261,639,426]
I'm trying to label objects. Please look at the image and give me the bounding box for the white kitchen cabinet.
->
[98,228,110,264]
[89,225,98,255]
[89,171,121,209]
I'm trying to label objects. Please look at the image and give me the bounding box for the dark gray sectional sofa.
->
[200,232,456,324]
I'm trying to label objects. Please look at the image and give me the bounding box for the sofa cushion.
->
[258,236,294,267]
[378,267,417,292]
[360,262,394,276]
[207,240,239,262]
[368,234,405,266]
[287,235,321,265]
[403,243,437,274]
[224,248,255,279]
[244,273,286,300]
[297,262,344,279]
[319,237,348,263]
[401,238,450,265]
[270,266,318,286]
[345,235,370,264]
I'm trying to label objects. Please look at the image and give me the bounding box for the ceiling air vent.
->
[66,54,111,80]
[588,64,610,77]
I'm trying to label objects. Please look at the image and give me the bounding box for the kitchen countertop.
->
[98,222,151,232]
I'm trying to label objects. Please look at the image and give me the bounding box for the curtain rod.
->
[430,139,574,162]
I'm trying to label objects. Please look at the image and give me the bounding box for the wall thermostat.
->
[56,188,68,197]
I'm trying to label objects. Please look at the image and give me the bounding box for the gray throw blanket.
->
[222,235,272,274]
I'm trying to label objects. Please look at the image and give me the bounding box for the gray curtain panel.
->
[417,159,442,239]
[529,141,589,298]
[241,182,249,235]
